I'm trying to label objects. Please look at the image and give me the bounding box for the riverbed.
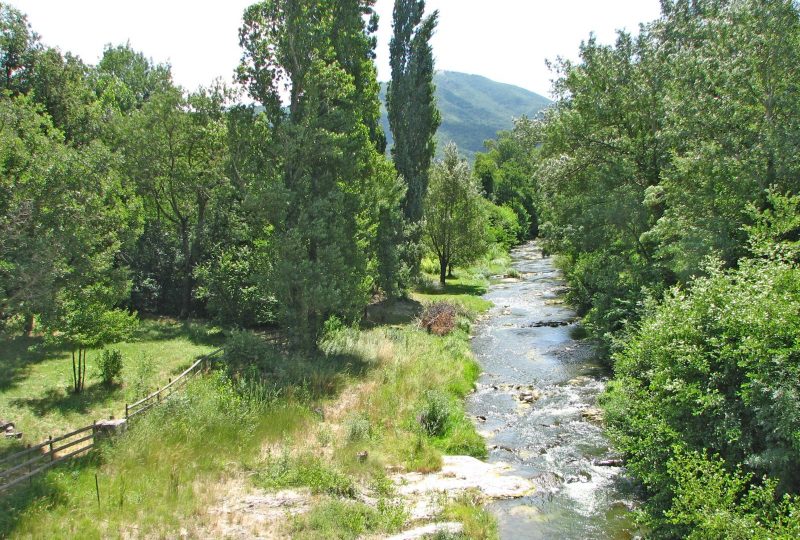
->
[467,242,639,539]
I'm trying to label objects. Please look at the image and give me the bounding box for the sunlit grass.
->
[0,319,222,450]
[1,253,505,538]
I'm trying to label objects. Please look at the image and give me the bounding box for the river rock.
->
[518,390,542,404]
[394,456,535,499]
[386,522,464,540]
[581,407,604,423]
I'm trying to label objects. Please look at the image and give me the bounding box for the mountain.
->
[380,71,552,160]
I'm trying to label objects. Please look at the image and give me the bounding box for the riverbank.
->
[0,251,513,539]
[467,242,639,539]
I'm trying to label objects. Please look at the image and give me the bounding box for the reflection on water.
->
[468,243,640,539]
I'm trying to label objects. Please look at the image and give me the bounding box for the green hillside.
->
[380,70,551,159]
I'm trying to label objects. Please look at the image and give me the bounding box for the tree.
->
[0,94,139,332]
[238,0,404,345]
[121,84,231,318]
[0,3,38,94]
[387,0,440,276]
[45,285,137,394]
[424,144,488,285]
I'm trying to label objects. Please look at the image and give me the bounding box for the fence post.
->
[125,403,128,419]
[48,435,54,462]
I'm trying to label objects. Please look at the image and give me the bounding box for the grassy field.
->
[0,252,512,539]
[0,318,223,451]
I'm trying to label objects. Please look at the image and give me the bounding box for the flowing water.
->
[468,242,640,539]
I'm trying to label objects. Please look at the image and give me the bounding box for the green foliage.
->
[475,122,541,239]
[603,242,800,536]
[194,244,275,327]
[416,389,451,437]
[483,200,522,250]
[96,348,123,387]
[662,451,800,540]
[424,144,490,284]
[222,330,275,378]
[387,0,440,276]
[239,0,405,345]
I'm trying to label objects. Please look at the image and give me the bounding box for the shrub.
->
[420,302,457,336]
[223,330,275,377]
[417,390,451,437]
[345,413,372,442]
[483,200,522,249]
[97,348,124,387]
[127,352,156,399]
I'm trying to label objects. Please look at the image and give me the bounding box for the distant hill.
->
[380,71,551,160]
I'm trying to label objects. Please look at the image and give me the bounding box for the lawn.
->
[413,246,512,313]
[0,318,223,451]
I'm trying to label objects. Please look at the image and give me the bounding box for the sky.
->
[9,0,662,99]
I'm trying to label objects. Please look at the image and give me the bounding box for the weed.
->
[96,349,123,387]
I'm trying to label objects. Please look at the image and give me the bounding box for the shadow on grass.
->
[0,449,100,538]
[9,383,120,418]
[0,336,70,393]
[416,281,488,297]
[133,318,226,347]
[362,298,424,328]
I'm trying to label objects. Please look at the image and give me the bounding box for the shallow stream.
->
[467,242,639,539]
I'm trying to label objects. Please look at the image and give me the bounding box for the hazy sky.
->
[10,0,662,98]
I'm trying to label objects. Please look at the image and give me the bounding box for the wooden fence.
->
[0,348,224,494]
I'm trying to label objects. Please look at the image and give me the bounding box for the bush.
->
[223,330,275,377]
[127,352,156,399]
[345,413,372,442]
[417,389,452,437]
[483,200,522,249]
[420,302,457,336]
[603,255,800,537]
[97,348,124,387]
[194,245,275,327]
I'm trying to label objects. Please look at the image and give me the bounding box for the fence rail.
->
[0,348,224,494]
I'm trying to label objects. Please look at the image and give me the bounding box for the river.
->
[467,242,640,539]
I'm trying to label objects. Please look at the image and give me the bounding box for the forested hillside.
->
[380,71,551,159]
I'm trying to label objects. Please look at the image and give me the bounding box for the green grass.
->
[289,497,406,539]
[0,374,311,538]
[0,318,223,450]
[414,246,512,313]
[0,251,507,538]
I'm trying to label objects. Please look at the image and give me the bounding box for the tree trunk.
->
[447,263,454,279]
[24,314,35,336]
[179,221,192,319]
[439,256,448,285]
[72,350,78,393]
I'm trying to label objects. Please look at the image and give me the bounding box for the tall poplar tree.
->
[387,0,440,276]
[239,0,401,346]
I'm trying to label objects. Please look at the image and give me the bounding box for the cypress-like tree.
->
[387,0,440,276]
[239,0,402,346]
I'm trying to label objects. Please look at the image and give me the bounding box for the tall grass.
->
[1,373,311,538]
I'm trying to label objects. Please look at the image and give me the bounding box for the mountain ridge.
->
[380,70,552,159]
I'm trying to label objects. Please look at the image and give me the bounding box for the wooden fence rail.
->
[0,348,224,494]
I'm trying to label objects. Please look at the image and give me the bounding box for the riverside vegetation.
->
[4,0,800,538]
[0,248,510,538]
[475,1,800,537]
